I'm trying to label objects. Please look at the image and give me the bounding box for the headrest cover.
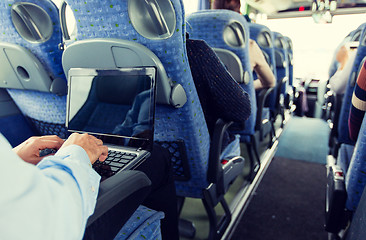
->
[11,2,53,43]
[223,21,246,48]
[128,0,176,40]
[213,47,244,83]
[257,31,272,48]
[275,50,286,68]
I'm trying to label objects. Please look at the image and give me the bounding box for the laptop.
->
[66,67,157,181]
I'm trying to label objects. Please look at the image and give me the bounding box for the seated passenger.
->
[329,44,358,94]
[213,0,241,12]
[1,133,107,239]
[213,0,276,90]
[3,133,179,240]
[349,60,366,141]
[186,38,251,158]
[249,39,276,90]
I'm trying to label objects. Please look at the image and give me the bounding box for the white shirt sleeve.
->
[0,134,100,240]
[329,50,357,95]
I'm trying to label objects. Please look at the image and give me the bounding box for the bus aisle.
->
[230,116,330,240]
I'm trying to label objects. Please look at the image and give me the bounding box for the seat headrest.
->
[275,50,287,68]
[128,0,176,40]
[223,21,247,48]
[213,48,244,84]
[10,2,53,43]
[62,38,187,108]
[257,30,273,48]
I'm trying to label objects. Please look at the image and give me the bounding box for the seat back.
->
[273,31,289,96]
[186,9,257,141]
[62,0,210,198]
[249,22,278,112]
[283,36,293,87]
[345,183,366,240]
[0,0,68,138]
[346,115,366,211]
[337,23,366,146]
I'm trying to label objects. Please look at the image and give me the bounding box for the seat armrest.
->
[325,164,347,233]
[207,119,245,196]
[84,170,151,240]
[255,87,274,131]
[207,119,232,189]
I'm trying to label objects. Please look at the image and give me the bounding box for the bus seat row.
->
[0,0,248,239]
[186,9,262,181]
[325,24,366,236]
[328,22,366,158]
[186,10,295,177]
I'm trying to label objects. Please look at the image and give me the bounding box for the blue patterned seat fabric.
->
[114,205,164,240]
[283,36,293,87]
[337,143,355,174]
[0,0,67,138]
[337,23,366,146]
[186,9,257,143]
[345,115,366,211]
[65,0,210,198]
[273,31,289,96]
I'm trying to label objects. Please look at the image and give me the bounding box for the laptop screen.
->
[66,67,156,151]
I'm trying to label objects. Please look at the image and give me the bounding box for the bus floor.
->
[180,116,330,240]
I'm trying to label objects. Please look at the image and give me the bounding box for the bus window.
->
[183,0,199,15]
[261,14,365,81]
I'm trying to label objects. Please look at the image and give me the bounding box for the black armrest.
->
[325,164,347,233]
[84,170,151,240]
[255,87,274,131]
[207,119,233,185]
[207,119,245,196]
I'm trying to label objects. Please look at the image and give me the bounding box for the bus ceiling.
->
[244,0,366,23]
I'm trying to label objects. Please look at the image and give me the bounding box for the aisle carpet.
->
[230,157,328,240]
[275,117,330,164]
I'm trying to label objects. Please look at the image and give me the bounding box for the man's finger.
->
[98,146,109,162]
[37,139,64,150]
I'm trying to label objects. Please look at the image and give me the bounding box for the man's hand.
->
[13,135,64,165]
[60,133,108,164]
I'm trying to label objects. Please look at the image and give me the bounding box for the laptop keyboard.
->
[93,150,138,181]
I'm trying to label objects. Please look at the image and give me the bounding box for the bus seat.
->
[345,114,366,211]
[113,205,164,240]
[1,2,165,239]
[273,32,290,94]
[326,29,359,150]
[0,0,68,138]
[283,35,295,110]
[61,1,245,239]
[249,22,277,143]
[326,115,366,234]
[336,23,366,151]
[273,32,289,119]
[345,181,366,240]
[0,88,35,146]
[187,10,261,180]
[283,36,294,87]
